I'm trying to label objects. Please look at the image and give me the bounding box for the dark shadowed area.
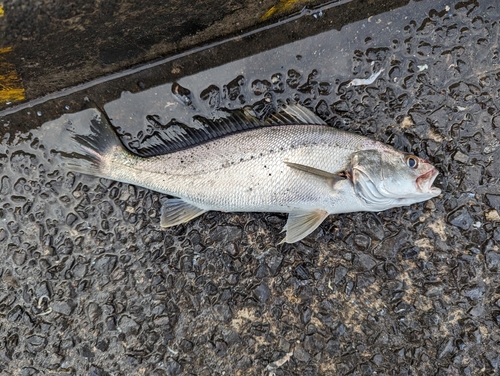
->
[1,0,500,375]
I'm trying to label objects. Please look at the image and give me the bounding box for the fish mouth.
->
[416,167,441,196]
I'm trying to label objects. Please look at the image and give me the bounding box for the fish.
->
[62,104,441,243]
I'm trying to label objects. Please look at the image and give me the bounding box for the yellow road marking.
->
[0,5,26,103]
[262,0,307,20]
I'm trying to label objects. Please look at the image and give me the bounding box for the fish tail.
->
[64,114,127,179]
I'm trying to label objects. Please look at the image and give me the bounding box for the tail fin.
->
[63,112,126,179]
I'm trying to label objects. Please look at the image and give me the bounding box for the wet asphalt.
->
[1,0,500,375]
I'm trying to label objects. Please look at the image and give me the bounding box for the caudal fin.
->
[63,113,126,179]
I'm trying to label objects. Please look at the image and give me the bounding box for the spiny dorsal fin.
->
[133,104,326,157]
[272,104,326,125]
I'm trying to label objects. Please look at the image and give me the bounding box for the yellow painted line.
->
[262,0,306,20]
[0,5,26,104]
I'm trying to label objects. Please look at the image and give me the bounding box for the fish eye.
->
[405,155,419,169]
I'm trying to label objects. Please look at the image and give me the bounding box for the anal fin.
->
[279,209,329,244]
[161,198,207,227]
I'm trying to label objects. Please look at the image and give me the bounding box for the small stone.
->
[166,360,182,376]
[279,338,291,352]
[87,302,102,321]
[106,316,116,331]
[213,303,232,321]
[486,251,500,270]
[334,265,348,284]
[486,194,500,211]
[453,150,469,164]
[448,207,473,230]
[461,286,485,300]
[425,284,444,297]
[89,365,109,376]
[469,304,485,317]
[226,273,239,285]
[21,367,38,376]
[294,264,311,280]
[425,200,436,211]
[222,329,240,346]
[210,226,242,243]
[255,264,270,278]
[237,356,252,369]
[325,339,341,357]
[12,249,26,266]
[25,335,46,352]
[267,254,283,275]
[118,315,140,335]
[301,306,312,325]
[2,269,19,288]
[486,210,500,221]
[293,345,311,362]
[401,116,414,128]
[354,234,371,249]
[487,352,500,371]
[94,254,117,275]
[438,338,454,359]
[372,354,383,365]
[96,339,109,352]
[357,253,376,270]
[401,247,419,260]
[253,283,271,303]
[81,344,95,360]
[53,300,76,316]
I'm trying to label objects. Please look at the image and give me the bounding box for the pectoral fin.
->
[161,198,207,227]
[284,161,347,185]
[279,209,329,244]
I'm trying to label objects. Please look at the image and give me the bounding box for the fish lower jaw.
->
[416,168,439,194]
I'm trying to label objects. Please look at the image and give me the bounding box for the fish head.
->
[349,148,441,210]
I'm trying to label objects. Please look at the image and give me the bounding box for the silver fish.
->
[63,104,441,243]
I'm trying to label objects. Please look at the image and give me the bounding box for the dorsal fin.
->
[132,104,327,157]
[270,104,326,126]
